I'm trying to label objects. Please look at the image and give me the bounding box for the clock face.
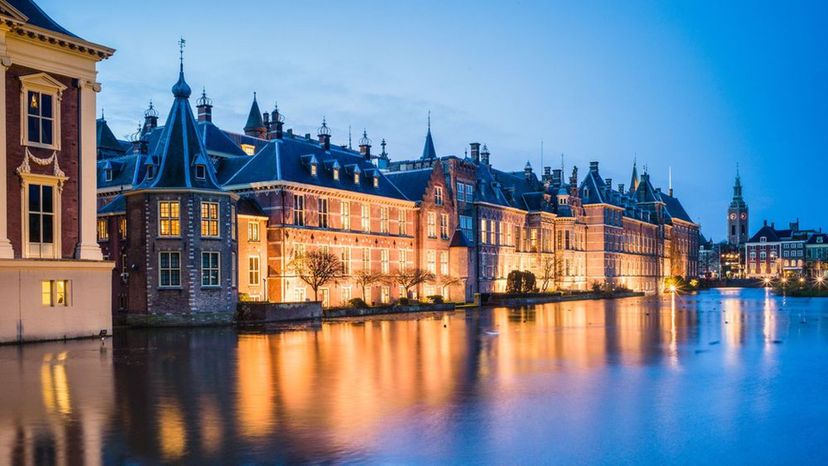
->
[730,213,736,220]
[740,213,747,220]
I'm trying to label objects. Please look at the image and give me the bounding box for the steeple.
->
[629,157,639,193]
[244,92,266,138]
[727,164,748,246]
[420,111,437,160]
[139,43,220,191]
[732,163,743,200]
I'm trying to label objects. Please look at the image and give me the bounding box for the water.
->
[2,288,828,465]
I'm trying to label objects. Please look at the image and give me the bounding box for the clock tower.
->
[727,167,748,246]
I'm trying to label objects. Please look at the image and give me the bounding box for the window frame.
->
[248,255,260,286]
[158,200,181,237]
[201,251,221,288]
[21,176,62,259]
[20,73,66,151]
[158,251,182,288]
[200,201,220,238]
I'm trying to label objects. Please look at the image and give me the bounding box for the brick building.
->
[0,0,114,343]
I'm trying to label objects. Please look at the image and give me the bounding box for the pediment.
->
[19,72,68,92]
[0,0,28,22]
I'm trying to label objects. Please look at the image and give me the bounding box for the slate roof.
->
[661,192,693,223]
[223,133,408,200]
[198,121,247,157]
[244,95,265,133]
[96,118,128,157]
[237,196,267,217]
[98,194,126,215]
[748,225,782,243]
[8,0,78,38]
[136,67,222,191]
[98,154,139,190]
[449,229,471,248]
[806,233,828,245]
[421,128,437,160]
[384,169,433,202]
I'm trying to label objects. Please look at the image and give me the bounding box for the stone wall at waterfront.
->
[236,301,323,323]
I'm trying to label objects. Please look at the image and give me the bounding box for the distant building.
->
[727,168,749,246]
[805,232,828,278]
[0,0,114,343]
[698,236,721,278]
[745,220,813,278]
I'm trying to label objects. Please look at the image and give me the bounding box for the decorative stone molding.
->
[16,148,66,187]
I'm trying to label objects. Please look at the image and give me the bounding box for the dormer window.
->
[373,176,379,188]
[818,237,824,244]
[146,165,155,179]
[354,173,360,184]
[310,163,318,176]
[104,168,112,182]
[333,168,339,180]
[760,236,767,243]
[241,144,256,156]
[195,164,206,179]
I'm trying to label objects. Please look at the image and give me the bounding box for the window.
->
[248,221,260,242]
[310,163,318,176]
[119,217,127,240]
[318,198,329,228]
[146,165,155,180]
[361,204,370,232]
[231,252,237,287]
[427,250,436,274]
[159,201,180,236]
[97,219,108,241]
[339,201,351,230]
[373,176,379,188]
[440,214,449,239]
[381,249,390,273]
[202,251,220,287]
[498,222,505,245]
[195,164,206,179]
[506,223,513,246]
[231,206,236,240]
[28,184,54,252]
[241,144,256,156]
[294,195,305,226]
[26,90,55,146]
[399,249,407,271]
[41,280,70,307]
[342,286,352,305]
[341,247,351,275]
[333,167,340,180]
[531,229,538,251]
[362,247,371,271]
[480,219,488,244]
[354,172,360,184]
[104,168,112,182]
[457,182,465,200]
[159,251,181,287]
[294,287,306,302]
[380,207,389,233]
[440,251,448,275]
[460,215,473,241]
[435,186,443,205]
[398,209,406,235]
[248,256,260,285]
[427,212,437,238]
[465,183,474,202]
[381,286,390,304]
[201,201,220,237]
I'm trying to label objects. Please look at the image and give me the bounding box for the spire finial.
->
[178,37,186,72]
[561,153,565,172]
[348,125,352,149]
[736,162,740,177]
[101,108,105,120]
[253,91,257,101]
[427,110,431,131]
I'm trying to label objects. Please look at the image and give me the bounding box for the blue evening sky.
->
[41,0,828,240]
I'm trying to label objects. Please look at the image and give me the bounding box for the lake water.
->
[2,288,828,465]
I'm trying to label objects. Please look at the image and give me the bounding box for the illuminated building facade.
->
[0,0,114,343]
[745,220,813,278]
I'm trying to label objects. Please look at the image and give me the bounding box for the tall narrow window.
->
[399,249,407,271]
[381,249,390,273]
[361,204,370,232]
[97,218,108,241]
[294,195,305,226]
[248,221,260,242]
[434,186,443,206]
[427,212,437,238]
[202,251,220,287]
[318,198,329,228]
[480,219,488,245]
[201,201,219,237]
[466,183,474,202]
[427,250,436,274]
[380,207,389,233]
[341,201,351,230]
[159,201,180,236]
[398,209,406,235]
[118,217,127,240]
[231,206,236,240]
[248,255,260,285]
[159,251,181,287]
[341,247,351,275]
[498,222,505,245]
[440,251,448,275]
[28,184,54,254]
[27,91,54,146]
[440,214,449,239]
[456,182,464,201]
[362,247,371,271]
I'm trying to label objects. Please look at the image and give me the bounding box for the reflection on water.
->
[2,288,828,464]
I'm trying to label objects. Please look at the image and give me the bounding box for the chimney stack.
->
[552,168,562,186]
[143,101,159,133]
[269,104,284,140]
[589,161,599,173]
[481,144,490,165]
[470,142,481,163]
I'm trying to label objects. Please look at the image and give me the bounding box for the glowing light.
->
[669,285,677,293]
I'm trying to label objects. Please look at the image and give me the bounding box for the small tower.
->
[524,160,533,180]
[377,138,390,169]
[243,92,267,138]
[480,144,490,166]
[142,100,159,135]
[358,129,372,159]
[196,87,213,122]
[421,111,437,160]
[727,165,749,246]
[268,102,284,140]
[317,117,331,150]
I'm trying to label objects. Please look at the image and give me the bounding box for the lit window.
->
[341,247,351,275]
[398,209,406,235]
[362,247,371,271]
[202,251,220,287]
[41,280,70,307]
[294,195,305,226]
[159,251,181,287]
[399,249,407,271]
[435,186,443,205]
[200,201,220,237]
[354,172,360,184]
[427,250,436,274]
[427,212,436,238]
[341,201,351,230]
[373,176,379,188]
[361,204,370,232]
[241,144,256,156]
[118,217,127,239]
[231,205,236,240]
[26,91,55,146]
[310,163,318,176]
[380,207,389,233]
[333,168,339,180]
[480,219,488,244]
[381,249,390,273]
[381,286,390,304]
[440,251,448,275]
[159,201,180,236]
[318,198,329,228]
[97,218,108,241]
[440,214,449,239]
[247,221,260,242]
[248,255,260,285]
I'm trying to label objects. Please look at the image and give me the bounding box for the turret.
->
[318,117,331,150]
[196,88,212,122]
[243,92,267,138]
[359,129,372,159]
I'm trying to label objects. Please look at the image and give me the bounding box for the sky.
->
[40,0,828,241]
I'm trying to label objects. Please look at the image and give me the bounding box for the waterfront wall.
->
[324,303,455,318]
[237,301,322,322]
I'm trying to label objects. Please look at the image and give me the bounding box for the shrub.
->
[398,297,410,306]
[506,270,537,294]
[428,295,444,304]
[348,297,368,308]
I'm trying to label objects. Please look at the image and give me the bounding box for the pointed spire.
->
[668,166,673,197]
[100,108,105,121]
[244,92,266,137]
[629,156,639,193]
[171,38,191,98]
[421,112,437,160]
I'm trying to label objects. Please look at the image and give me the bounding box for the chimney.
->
[359,130,372,159]
[262,112,270,132]
[524,161,533,180]
[552,169,562,186]
[269,104,284,140]
[481,144,491,165]
[196,89,212,122]
[618,183,625,193]
[605,178,612,191]
[589,161,599,173]
[763,219,767,227]
[469,142,481,163]
[790,219,799,232]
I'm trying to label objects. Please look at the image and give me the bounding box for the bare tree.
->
[289,249,342,302]
[439,276,463,301]
[387,268,435,298]
[353,269,382,301]
[539,255,564,291]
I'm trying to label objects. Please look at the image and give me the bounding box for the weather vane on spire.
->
[178,37,186,69]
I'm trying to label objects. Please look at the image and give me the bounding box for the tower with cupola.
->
[727,166,749,246]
